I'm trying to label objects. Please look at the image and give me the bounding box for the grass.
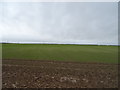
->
[0,44,2,60]
[2,43,118,63]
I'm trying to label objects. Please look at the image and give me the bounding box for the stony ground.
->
[2,59,118,88]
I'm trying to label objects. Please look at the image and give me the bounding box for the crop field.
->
[2,43,118,88]
[2,43,118,63]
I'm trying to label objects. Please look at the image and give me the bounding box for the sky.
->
[0,2,118,45]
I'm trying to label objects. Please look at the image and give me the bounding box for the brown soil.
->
[2,59,118,88]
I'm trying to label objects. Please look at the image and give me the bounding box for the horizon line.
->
[0,41,119,46]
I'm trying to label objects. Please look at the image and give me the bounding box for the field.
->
[2,44,118,88]
[2,44,118,63]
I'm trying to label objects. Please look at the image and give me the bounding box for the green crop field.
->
[2,43,118,63]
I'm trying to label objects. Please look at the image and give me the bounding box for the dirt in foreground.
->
[2,59,118,88]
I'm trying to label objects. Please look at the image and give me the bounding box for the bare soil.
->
[2,59,118,88]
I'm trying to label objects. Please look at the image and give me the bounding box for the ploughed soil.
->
[2,59,118,88]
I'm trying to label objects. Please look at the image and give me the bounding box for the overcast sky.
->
[0,2,118,45]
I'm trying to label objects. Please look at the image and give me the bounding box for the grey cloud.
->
[0,2,118,45]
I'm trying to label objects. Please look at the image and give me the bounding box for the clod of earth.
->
[2,59,118,88]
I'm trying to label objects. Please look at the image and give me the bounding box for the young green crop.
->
[2,44,118,64]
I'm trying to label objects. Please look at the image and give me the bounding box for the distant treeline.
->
[0,42,119,46]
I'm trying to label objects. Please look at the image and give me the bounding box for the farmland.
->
[2,43,118,88]
[2,43,118,63]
